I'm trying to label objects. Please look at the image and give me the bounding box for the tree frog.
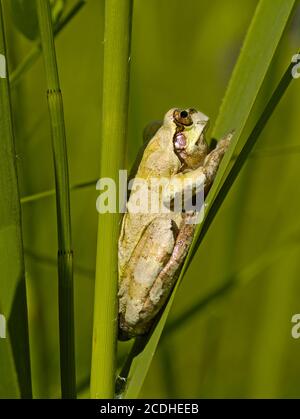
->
[118,108,232,340]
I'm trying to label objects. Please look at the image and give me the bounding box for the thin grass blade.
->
[0,0,32,398]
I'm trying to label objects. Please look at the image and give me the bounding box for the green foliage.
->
[9,0,66,41]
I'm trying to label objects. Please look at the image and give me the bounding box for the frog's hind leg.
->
[134,217,196,335]
[118,217,178,340]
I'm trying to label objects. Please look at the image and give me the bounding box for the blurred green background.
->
[3,0,300,397]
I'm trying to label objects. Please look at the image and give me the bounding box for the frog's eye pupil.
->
[180,110,188,118]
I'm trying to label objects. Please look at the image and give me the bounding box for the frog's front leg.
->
[162,131,233,204]
[118,216,178,340]
[202,131,233,190]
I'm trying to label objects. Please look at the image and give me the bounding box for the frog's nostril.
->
[180,110,188,118]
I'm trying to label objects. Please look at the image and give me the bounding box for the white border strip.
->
[0,53,6,78]
[0,314,6,338]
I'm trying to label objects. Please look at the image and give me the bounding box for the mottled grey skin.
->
[118,108,232,340]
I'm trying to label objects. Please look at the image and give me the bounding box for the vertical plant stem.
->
[0,0,32,398]
[36,0,76,399]
[90,0,133,399]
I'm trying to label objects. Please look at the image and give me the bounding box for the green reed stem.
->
[36,0,75,399]
[90,0,133,399]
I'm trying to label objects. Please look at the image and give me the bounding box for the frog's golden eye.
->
[173,109,193,127]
